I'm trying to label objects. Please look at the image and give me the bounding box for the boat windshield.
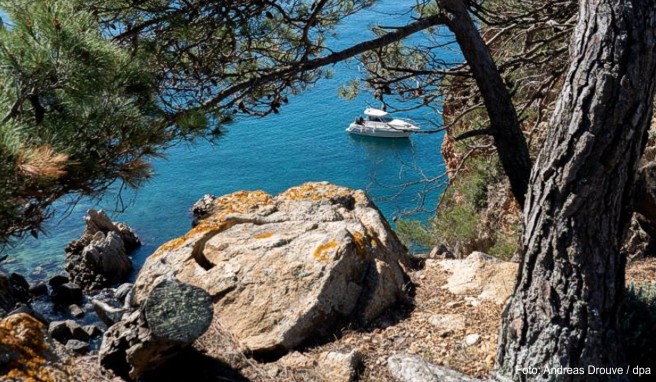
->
[368,115,394,123]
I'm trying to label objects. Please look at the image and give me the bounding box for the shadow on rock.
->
[140,348,250,382]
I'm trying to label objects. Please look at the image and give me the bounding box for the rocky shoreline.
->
[1,209,141,360]
[1,182,654,382]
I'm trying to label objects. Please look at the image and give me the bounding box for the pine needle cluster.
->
[0,0,189,245]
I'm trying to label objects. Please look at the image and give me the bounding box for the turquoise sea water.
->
[2,1,457,281]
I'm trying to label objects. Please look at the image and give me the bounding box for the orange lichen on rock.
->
[279,182,352,203]
[210,190,274,219]
[153,190,274,255]
[254,232,274,239]
[150,185,362,257]
[156,236,189,253]
[312,240,340,261]
[365,228,383,249]
[0,313,68,382]
[350,231,369,260]
[154,223,228,256]
[192,190,273,235]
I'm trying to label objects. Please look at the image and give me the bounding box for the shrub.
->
[430,156,497,253]
[395,219,435,251]
[488,226,520,261]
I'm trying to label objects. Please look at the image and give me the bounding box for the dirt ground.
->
[626,257,656,287]
[192,256,656,382]
[319,260,503,381]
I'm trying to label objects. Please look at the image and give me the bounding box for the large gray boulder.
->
[132,182,411,354]
[65,209,140,290]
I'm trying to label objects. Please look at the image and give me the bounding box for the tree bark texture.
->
[496,0,656,380]
[439,0,532,207]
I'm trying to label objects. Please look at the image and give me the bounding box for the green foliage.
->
[0,0,197,244]
[1,0,382,246]
[396,155,520,259]
[397,157,495,252]
[91,0,376,117]
[435,157,493,234]
[432,194,481,251]
[622,283,656,376]
[487,223,520,260]
[338,79,361,100]
[395,219,435,250]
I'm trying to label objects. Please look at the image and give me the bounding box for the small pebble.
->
[464,333,481,346]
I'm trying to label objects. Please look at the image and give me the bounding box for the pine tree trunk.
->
[496,0,656,380]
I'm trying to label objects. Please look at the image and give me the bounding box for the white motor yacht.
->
[346,108,420,138]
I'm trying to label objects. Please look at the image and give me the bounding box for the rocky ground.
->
[1,182,655,382]
[626,257,656,287]
[287,253,513,381]
[222,254,655,382]
[171,251,514,382]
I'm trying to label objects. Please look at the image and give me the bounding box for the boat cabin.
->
[363,108,393,123]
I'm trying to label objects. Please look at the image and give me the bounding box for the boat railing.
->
[384,123,413,132]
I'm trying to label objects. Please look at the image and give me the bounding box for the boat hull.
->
[346,124,414,138]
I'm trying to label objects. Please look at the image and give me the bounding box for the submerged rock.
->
[50,282,83,305]
[133,182,411,354]
[28,282,48,297]
[68,303,85,318]
[48,274,69,288]
[65,209,140,290]
[9,273,29,296]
